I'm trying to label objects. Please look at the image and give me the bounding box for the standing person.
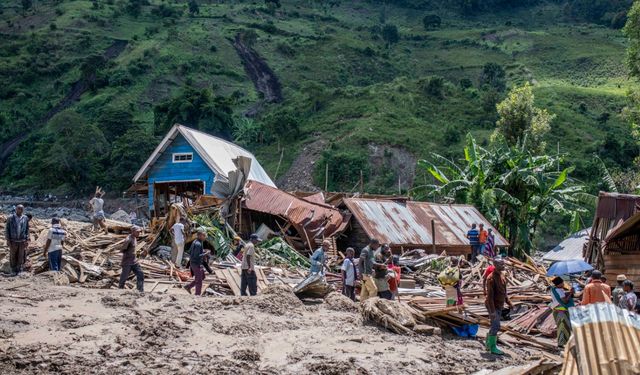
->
[619,280,637,311]
[184,229,209,296]
[170,219,186,267]
[232,236,244,260]
[478,223,488,256]
[89,192,108,234]
[467,224,480,263]
[485,257,512,355]
[240,234,260,296]
[5,204,30,275]
[550,277,574,348]
[388,255,401,300]
[612,275,626,306]
[581,270,611,305]
[485,228,496,258]
[374,264,393,300]
[341,248,357,301]
[310,240,329,274]
[43,218,66,272]
[482,262,496,296]
[118,226,144,293]
[358,239,381,301]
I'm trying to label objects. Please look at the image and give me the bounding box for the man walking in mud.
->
[5,204,30,275]
[118,226,144,293]
[184,229,209,296]
[240,234,260,296]
[485,257,512,355]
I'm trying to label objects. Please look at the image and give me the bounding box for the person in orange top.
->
[478,223,488,255]
[581,270,612,305]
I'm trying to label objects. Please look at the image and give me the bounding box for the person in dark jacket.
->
[118,226,144,293]
[5,204,30,275]
[184,230,209,296]
[485,257,512,355]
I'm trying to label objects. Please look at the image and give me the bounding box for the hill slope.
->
[0,0,635,195]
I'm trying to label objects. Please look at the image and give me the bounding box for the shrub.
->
[422,14,441,30]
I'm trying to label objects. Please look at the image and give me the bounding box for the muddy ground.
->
[0,275,545,374]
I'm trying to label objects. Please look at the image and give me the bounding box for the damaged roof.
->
[343,198,508,248]
[542,228,590,262]
[242,180,350,245]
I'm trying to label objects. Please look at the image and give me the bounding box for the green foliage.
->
[26,111,109,192]
[479,62,506,92]
[495,83,554,152]
[126,0,144,18]
[416,133,591,256]
[564,0,632,27]
[109,127,158,190]
[21,0,32,12]
[188,0,200,16]
[422,76,445,99]
[625,1,640,78]
[381,24,400,48]
[232,117,263,146]
[265,0,281,8]
[97,105,134,140]
[261,109,299,142]
[153,87,234,139]
[316,147,370,191]
[423,14,442,30]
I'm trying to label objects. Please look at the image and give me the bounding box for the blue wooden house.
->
[133,124,275,216]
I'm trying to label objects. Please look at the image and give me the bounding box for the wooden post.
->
[359,170,364,193]
[274,149,284,180]
[325,163,329,191]
[431,219,436,254]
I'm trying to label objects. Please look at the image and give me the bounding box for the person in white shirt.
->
[170,219,186,267]
[43,218,66,272]
[341,247,357,301]
[89,192,107,234]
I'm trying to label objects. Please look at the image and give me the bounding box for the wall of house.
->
[147,134,215,211]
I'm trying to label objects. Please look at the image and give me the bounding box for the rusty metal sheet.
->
[595,191,640,220]
[562,303,640,375]
[343,198,508,248]
[242,180,350,242]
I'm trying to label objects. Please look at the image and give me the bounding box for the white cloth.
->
[241,243,255,270]
[171,223,185,244]
[174,241,185,266]
[620,291,638,311]
[89,197,104,215]
[341,258,356,286]
[46,224,66,253]
[550,287,567,309]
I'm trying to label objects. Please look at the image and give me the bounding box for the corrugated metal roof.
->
[595,191,640,221]
[242,180,350,244]
[133,124,275,187]
[343,198,508,248]
[542,228,590,262]
[562,303,640,375]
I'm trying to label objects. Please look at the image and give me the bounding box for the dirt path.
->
[0,275,541,374]
[232,34,283,116]
[0,40,128,173]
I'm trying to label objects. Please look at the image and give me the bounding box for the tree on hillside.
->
[97,106,134,140]
[26,111,109,192]
[479,62,506,92]
[625,1,640,78]
[109,127,158,190]
[494,82,554,152]
[21,0,32,12]
[314,0,340,14]
[153,87,234,139]
[381,24,400,48]
[265,0,281,8]
[188,0,200,16]
[126,0,143,18]
[423,14,442,30]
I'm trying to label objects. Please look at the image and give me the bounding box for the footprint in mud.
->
[59,316,96,329]
[232,349,261,362]
[101,295,138,308]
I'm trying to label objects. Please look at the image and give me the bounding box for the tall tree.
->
[494,82,554,152]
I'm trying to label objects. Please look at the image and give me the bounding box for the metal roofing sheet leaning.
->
[343,198,508,247]
[242,180,350,240]
[566,303,640,375]
[542,228,590,262]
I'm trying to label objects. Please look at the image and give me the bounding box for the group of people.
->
[467,223,495,262]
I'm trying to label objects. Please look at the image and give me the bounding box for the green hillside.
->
[0,0,636,196]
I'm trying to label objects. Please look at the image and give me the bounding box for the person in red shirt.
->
[483,263,495,296]
[387,255,401,300]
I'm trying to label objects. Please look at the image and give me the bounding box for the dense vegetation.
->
[1,0,639,246]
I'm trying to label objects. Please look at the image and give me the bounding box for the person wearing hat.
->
[184,229,210,296]
[310,240,330,274]
[612,274,627,306]
[5,204,30,275]
[550,277,575,347]
[485,257,512,355]
[240,234,260,296]
[118,226,144,293]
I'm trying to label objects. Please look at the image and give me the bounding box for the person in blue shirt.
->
[310,240,330,274]
[467,223,480,263]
